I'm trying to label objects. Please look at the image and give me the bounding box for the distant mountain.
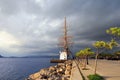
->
[0,55,3,58]
[0,55,59,58]
[22,55,59,58]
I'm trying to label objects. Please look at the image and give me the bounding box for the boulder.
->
[26,60,73,80]
[39,68,49,75]
[49,66,56,72]
[65,70,71,75]
[62,77,69,80]
[56,68,64,73]
[66,65,72,70]
[35,78,41,80]
[48,77,54,80]
[29,72,41,79]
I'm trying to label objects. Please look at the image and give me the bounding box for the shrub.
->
[87,74,104,80]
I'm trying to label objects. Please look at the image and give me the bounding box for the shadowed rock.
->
[26,60,72,80]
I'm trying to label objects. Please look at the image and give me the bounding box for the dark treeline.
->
[90,50,120,60]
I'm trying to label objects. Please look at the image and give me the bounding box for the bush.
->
[87,74,104,80]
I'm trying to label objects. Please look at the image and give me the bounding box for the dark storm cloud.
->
[0,0,41,15]
[0,0,120,56]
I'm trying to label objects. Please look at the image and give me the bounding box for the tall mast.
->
[64,17,69,54]
[58,17,72,56]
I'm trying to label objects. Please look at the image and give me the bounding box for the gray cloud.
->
[0,0,120,56]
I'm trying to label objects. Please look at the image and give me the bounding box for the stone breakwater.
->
[26,60,72,80]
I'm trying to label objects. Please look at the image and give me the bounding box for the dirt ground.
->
[88,59,120,80]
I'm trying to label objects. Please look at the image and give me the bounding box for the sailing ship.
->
[50,17,73,63]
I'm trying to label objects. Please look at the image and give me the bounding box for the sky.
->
[0,0,120,57]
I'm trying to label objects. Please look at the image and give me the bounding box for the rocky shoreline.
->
[26,60,72,80]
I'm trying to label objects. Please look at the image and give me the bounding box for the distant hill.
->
[22,55,59,58]
[0,55,59,58]
[0,55,3,58]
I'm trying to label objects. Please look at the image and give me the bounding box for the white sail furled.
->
[59,51,67,60]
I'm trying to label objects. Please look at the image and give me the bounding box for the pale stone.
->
[29,72,40,79]
[27,60,73,80]
[66,65,72,70]
[57,68,64,73]
[65,70,71,75]
[49,66,56,71]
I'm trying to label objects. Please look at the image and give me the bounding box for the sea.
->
[0,58,56,80]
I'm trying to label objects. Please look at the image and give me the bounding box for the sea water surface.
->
[0,58,55,80]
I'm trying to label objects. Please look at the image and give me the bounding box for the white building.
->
[59,51,67,60]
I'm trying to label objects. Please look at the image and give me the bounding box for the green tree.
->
[83,48,94,69]
[75,48,94,69]
[75,50,84,66]
[106,27,120,36]
[93,41,106,74]
[106,27,120,43]
[93,40,118,74]
[106,27,120,60]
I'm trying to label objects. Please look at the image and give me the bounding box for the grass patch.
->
[87,74,104,80]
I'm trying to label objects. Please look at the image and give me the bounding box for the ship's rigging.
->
[50,17,73,63]
[58,17,73,56]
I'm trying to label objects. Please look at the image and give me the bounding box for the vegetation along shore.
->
[26,27,120,80]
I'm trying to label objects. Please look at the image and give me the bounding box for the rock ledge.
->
[26,60,72,80]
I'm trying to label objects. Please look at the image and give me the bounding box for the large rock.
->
[62,77,69,80]
[65,70,71,75]
[26,60,73,80]
[49,66,56,72]
[35,78,41,80]
[48,77,54,80]
[40,68,49,75]
[29,72,41,80]
[66,65,72,70]
[56,68,64,73]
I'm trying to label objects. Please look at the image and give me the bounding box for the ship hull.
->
[50,59,66,63]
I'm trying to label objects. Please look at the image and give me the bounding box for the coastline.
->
[26,59,120,80]
[26,60,73,80]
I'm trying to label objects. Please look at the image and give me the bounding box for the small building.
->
[59,51,67,60]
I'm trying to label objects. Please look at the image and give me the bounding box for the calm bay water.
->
[0,58,55,80]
